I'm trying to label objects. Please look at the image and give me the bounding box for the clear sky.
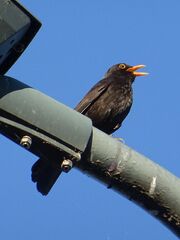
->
[1,0,180,239]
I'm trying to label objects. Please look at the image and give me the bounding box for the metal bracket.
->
[0,76,93,171]
[0,116,81,161]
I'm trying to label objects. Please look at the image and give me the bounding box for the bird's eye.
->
[119,64,126,69]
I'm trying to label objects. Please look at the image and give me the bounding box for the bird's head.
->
[105,63,148,82]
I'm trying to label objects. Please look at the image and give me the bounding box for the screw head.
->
[61,159,73,173]
[20,135,32,149]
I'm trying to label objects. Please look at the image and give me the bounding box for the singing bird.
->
[31,63,148,195]
[75,63,148,134]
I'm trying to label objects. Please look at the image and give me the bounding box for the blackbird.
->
[31,63,148,195]
[75,63,148,134]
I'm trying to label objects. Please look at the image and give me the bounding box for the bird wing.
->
[75,78,111,114]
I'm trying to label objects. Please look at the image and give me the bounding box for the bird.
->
[31,63,148,195]
[75,63,148,134]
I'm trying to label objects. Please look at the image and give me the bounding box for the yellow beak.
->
[126,64,148,76]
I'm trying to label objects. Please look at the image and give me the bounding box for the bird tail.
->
[31,158,62,195]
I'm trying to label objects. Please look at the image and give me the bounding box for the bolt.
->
[61,159,73,173]
[20,135,32,149]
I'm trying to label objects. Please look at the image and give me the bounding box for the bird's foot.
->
[115,137,125,143]
[110,135,125,143]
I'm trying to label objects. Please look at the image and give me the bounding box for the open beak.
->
[126,64,148,76]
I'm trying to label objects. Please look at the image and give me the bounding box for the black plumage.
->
[75,63,147,134]
[31,63,147,195]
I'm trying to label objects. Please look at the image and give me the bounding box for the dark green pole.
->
[0,76,180,237]
[78,128,180,237]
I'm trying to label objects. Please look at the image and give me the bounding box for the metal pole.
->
[0,76,180,236]
[78,128,180,237]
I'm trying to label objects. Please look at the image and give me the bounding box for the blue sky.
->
[1,0,180,239]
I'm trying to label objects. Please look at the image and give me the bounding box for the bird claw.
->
[110,135,125,143]
[115,137,125,143]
